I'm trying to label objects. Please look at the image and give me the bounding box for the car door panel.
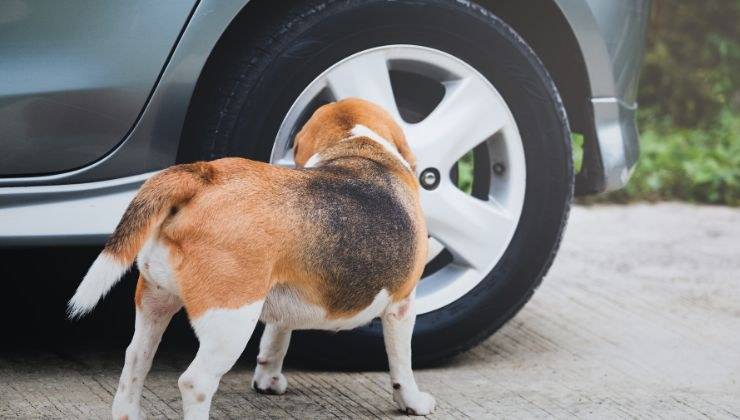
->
[0,0,197,175]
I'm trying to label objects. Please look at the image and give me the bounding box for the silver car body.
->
[0,0,650,245]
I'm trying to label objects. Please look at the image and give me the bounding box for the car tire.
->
[180,0,573,368]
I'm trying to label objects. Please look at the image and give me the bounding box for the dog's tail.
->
[67,162,215,319]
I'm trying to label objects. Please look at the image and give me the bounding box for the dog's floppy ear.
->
[292,112,325,168]
[292,129,307,167]
[292,103,345,167]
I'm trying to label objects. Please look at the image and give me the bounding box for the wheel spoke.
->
[323,50,401,120]
[421,182,516,271]
[408,76,508,171]
[274,149,295,168]
[426,237,445,264]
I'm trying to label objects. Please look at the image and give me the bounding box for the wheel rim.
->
[271,45,526,315]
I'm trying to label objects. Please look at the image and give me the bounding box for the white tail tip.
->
[67,252,129,319]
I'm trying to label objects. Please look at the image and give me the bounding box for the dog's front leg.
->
[381,290,436,415]
[252,324,291,394]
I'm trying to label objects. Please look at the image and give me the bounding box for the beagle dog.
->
[68,98,435,419]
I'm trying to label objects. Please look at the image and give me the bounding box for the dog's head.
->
[293,98,416,170]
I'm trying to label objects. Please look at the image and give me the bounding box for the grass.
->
[455,151,475,194]
[588,111,740,206]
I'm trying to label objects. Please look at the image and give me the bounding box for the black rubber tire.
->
[180,0,573,368]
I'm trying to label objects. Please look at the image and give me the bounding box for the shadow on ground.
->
[0,246,466,372]
[1,246,197,353]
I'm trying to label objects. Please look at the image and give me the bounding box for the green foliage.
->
[571,133,584,174]
[596,0,740,205]
[455,151,474,194]
[463,1,740,205]
[602,111,740,205]
[638,0,740,129]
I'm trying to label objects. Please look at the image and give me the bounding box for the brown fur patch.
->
[134,276,146,309]
[114,98,426,320]
[105,162,215,263]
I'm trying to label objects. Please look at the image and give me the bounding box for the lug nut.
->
[492,162,506,175]
[419,168,440,190]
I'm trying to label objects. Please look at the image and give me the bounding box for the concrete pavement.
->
[1,203,739,418]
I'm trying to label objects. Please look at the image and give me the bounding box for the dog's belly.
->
[261,284,390,331]
[136,238,394,331]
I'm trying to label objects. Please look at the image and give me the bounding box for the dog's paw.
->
[393,388,436,416]
[252,372,288,395]
[112,395,144,420]
[112,407,143,420]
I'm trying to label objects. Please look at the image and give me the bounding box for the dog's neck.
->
[304,124,412,171]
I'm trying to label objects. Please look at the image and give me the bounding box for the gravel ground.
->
[1,203,739,419]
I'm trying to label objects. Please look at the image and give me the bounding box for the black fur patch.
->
[104,196,153,254]
[300,158,417,312]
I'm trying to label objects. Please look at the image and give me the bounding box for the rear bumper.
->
[555,0,650,194]
[589,98,640,191]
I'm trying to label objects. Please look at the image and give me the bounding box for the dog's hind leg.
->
[112,276,182,420]
[252,324,291,395]
[178,299,264,420]
[382,289,436,416]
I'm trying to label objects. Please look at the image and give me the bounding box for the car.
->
[0,0,651,366]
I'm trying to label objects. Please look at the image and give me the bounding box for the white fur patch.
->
[190,301,264,340]
[112,290,181,420]
[261,286,391,331]
[349,124,411,170]
[68,252,128,318]
[304,152,322,168]
[137,237,179,295]
[180,301,265,418]
[252,325,291,394]
[381,289,436,415]
[303,124,411,170]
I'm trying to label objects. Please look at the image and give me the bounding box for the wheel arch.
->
[475,0,606,195]
[177,0,271,164]
[475,1,591,129]
[177,0,601,194]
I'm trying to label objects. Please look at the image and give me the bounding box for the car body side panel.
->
[0,0,651,245]
[0,173,150,245]
[0,0,197,176]
[0,0,250,187]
